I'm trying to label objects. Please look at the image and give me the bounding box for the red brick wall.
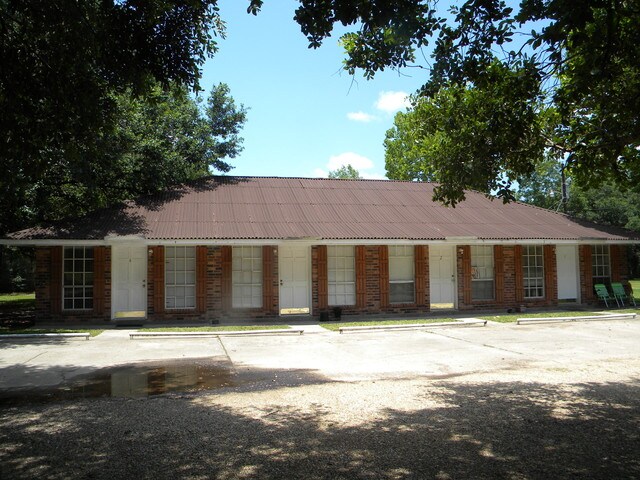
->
[422,245,430,308]
[460,246,472,306]
[219,245,279,320]
[196,246,207,313]
[611,245,630,283]
[379,244,430,315]
[317,246,328,310]
[315,244,432,318]
[544,245,557,303]
[310,245,365,315]
[514,245,524,304]
[146,245,208,322]
[415,245,428,307]
[457,244,558,311]
[35,247,52,320]
[35,246,111,324]
[579,245,594,303]
[502,245,517,305]
[103,247,112,319]
[150,246,164,315]
[378,246,389,309]
[145,245,279,323]
[94,246,106,316]
[38,241,633,323]
[580,244,630,304]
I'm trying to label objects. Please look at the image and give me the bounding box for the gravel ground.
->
[1,321,640,480]
[1,359,639,479]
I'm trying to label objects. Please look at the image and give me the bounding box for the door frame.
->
[111,243,148,319]
[556,244,581,302]
[428,244,457,309]
[278,244,311,315]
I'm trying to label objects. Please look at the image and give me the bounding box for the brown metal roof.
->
[5,176,639,242]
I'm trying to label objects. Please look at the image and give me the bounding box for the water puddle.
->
[0,358,238,404]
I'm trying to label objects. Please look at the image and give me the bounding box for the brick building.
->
[3,177,638,324]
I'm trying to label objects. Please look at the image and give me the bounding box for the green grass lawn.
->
[0,292,35,311]
[138,325,290,332]
[0,327,103,336]
[480,309,638,323]
[630,279,640,294]
[321,318,456,332]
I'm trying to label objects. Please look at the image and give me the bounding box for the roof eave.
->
[2,237,639,247]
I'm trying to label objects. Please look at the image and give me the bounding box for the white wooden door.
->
[556,245,579,301]
[279,245,310,314]
[112,245,147,318]
[429,245,456,308]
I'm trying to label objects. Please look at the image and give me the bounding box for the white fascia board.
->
[500,239,639,245]
[312,238,639,246]
[104,235,146,243]
[151,239,285,246]
[3,237,638,247]
[444,236,478,242]
[104,237,640,246]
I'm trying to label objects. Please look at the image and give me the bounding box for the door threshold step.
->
[113,311,147,327]
[113,319,147,327]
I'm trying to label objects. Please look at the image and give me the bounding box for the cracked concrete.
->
[1,318,639,391]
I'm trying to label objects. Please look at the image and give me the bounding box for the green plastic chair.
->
[631,285,640,307]
[611,282,636,307]
[594,284,619,308]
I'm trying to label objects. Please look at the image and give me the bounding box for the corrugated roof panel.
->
[5,176,638,242]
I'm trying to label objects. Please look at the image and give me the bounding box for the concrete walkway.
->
[1,316,639,390]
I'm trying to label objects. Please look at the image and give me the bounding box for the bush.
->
[0,246,34,293]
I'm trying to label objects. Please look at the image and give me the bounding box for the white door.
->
[429,245,456,309]
[279,245,310,314]
[112,245,147,318]
[556,245,579,301]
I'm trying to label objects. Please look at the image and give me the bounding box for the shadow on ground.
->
[1,373,638,479]
[0,336,88,351]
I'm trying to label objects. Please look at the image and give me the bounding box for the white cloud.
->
[347,111,378,123]
[375,91,410,113]
[327,152,374,171]
[313,152,386,179]
[360,172,387,180]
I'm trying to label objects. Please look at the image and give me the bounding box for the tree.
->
[328,165,361,179]
[566,183,640,234]
[515,157,564,212]
[0,82,247,233]
[384,62,547,204]
[262,0,640,205]
[566,182,640,278]
[1,0,225,232]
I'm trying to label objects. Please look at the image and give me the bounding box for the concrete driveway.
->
[1,319,639,480]
[1,318,639,391]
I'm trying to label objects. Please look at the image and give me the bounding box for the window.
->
[592,245,611,285]
[471,246,494,300]
[63,246,94,310]
[389,245,415,304]
[232,246,262,308]
[165,246,196,309]
[328,246,356,306]
[522,245,544,299]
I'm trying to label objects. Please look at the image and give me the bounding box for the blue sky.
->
[200,0,427,179]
